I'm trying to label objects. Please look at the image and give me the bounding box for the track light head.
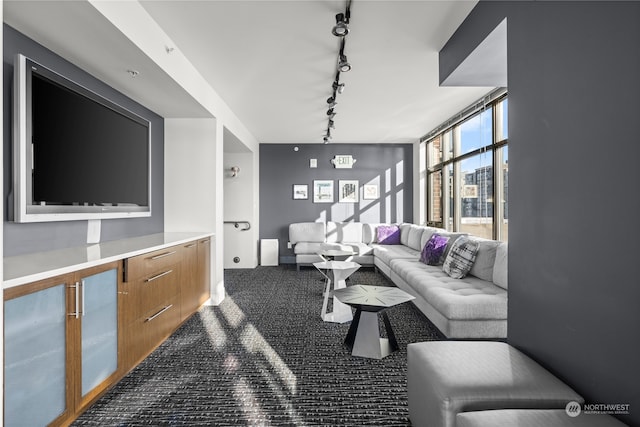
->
[327,101,337,108]
[329,119,335,129]
[327,108,335,116]
[337,54,351,72]
[332,13,349,37]
[323,129,332,144]
[333,81,346,94]
[327,96,335,104]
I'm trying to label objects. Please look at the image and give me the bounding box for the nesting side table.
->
[313,260,360,323]
[334,285,415,359]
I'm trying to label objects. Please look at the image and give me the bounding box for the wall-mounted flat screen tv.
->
[13,54,151,223]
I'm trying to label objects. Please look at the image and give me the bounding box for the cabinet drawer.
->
[122,266,181,325]
[125,245,182,282]
[125,296,181,367]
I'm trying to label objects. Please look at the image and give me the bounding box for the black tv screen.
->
[13,54,151,222]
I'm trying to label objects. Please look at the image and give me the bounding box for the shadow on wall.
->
[314,160,406,225]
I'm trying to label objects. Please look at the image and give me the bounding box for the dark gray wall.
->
[441,2,640,425]
[3,25,164,257]
[259,144,413,263]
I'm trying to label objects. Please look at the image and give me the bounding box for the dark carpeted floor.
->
[72,265,443,426]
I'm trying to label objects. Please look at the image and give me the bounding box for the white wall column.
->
[90,1,260,304]
[164,118,224,305]
[210,119,225,304]
[224,152,257,268]
[164,118,216,231]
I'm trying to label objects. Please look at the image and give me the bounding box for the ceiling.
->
[4,0,495,147]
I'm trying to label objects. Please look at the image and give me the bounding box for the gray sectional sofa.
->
[288,221,508,339]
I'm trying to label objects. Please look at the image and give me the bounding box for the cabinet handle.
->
[68,282,80,318]
[81,279,86,317]
[185,243,197,248]
[146,304,173,322]
[150,251,177,260]
[145,269,173,283]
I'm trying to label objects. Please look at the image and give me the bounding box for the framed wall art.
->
[363,184,379,200]
[293,184,308,200]
[313,180,334,203]
[338,180,359,203]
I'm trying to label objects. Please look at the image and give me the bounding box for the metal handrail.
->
[224,221,251,231]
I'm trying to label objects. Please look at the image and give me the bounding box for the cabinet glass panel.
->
[5,284,67,426]
[81,268,118,396]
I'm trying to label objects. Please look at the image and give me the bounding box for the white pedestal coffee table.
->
[334,285,415,359]
[313,260,360,323]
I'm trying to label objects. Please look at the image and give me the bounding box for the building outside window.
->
[425,93,508,241]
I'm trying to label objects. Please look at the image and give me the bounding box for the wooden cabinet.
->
[3,235,212,425]
[4,261,120,427]
[197,238,212,307]
[180,241,199,322]
[4,276,70,427]
[121,245,183,369]
[180,238,211,322]
[74,264,121,413]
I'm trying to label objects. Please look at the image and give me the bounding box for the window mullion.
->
[424,95,507,240]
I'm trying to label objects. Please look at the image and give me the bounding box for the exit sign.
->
[331,155,357,169]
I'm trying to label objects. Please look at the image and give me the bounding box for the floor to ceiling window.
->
[425,92,508,241]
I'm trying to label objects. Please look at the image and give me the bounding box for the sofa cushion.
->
[407,225,426,251]
[390,258,443,287]
[322,242,372,256]
[421,278,507,320]
[320,242,354,253]
[443,236,480,279]
[326,222,363,243]
[362,223,382,244]
[469,238,500,281]
[390,259,507,320]
[420,234,450,265]
[377,224,401,245]
[289,222,325,244]
[400,223,412,246]
[373,244,419,266]
[293,242,324,255]
[347,242,374,256]
[493,242,508,289]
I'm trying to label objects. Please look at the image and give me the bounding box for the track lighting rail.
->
[324,0,352,144]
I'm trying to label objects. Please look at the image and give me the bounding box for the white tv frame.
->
[13,54,152,223]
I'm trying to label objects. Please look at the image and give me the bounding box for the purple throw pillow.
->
[377,225,401,245]
[420,234,450,265]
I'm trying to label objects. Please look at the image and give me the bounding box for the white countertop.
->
[3,232,214,289]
